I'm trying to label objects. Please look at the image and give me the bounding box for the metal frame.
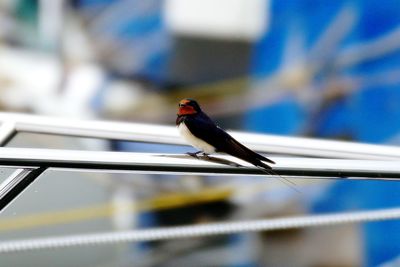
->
[2,112,400,212]
[0,118,47,213]
[0,121,17,146]
[0,148,400,179]
[1,112,400,252]
[2,112,400,160]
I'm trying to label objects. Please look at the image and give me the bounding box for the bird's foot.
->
[186,151,211,159]
[186,151,202,158]
[200,153,211,159]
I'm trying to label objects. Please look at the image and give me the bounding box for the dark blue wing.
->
[183,112,230,149]
[183,113,275,166]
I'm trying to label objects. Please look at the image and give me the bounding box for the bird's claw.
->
[200,153,211,159]
[186,152,200,158]
[186,151,211,159]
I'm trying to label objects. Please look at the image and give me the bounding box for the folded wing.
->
[184,114,275,169]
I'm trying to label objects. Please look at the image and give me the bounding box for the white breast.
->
[178,122,216,154]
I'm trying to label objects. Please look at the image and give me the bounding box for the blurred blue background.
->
[1,0,400,266]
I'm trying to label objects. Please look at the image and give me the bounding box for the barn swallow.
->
[176,98,275,170]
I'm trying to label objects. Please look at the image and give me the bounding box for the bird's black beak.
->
[179,103,186,107]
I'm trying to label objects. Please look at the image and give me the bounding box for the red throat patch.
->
[178,105,196,115]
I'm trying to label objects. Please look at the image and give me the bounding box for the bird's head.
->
[177,98,201,116]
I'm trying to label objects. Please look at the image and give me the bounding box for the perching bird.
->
[176,98,275,170]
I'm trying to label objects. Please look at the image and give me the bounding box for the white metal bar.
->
[1,112,400,160]
[0,112,179,145]
[1,207,400,253]
[0,147,400,179]
[0,121,16,146]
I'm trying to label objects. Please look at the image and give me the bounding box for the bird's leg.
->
[186,151,202,158]
[201,152,211,159]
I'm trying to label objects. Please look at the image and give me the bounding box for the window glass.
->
[0,168,321,267]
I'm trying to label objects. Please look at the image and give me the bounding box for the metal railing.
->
[1,112,400,252]
[2,112,400,159]
[1,148,400,179]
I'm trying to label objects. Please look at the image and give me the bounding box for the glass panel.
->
[0,168,339,267]
[0,169,118,267]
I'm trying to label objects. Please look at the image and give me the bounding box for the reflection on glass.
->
[0,168,19,186]
[0,168,333,267]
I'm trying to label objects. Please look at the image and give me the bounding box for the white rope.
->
[1,207,400,253]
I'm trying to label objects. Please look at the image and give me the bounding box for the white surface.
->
[1,112,400,160]
[0,147,400,179]
[164,0,269,40]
